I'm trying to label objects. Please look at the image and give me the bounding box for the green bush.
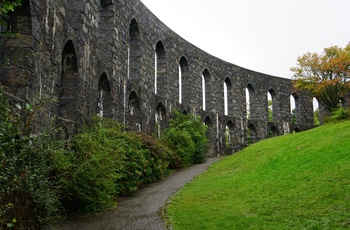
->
[54,117,174,215]
[331,107,350,121]
[0,90,59,229]
[163,111,208,167]
[324,107,350,123]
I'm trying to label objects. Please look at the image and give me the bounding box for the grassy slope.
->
[166,121,350,230]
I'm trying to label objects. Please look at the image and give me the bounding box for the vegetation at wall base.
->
[0,88,60,229]
[163,110,208,167]
[166,121,350,230]
[0,87,209,228]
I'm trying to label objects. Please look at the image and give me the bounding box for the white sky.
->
[141,0,350,79]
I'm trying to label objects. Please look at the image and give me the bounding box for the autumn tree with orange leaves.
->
[291,42,350,112]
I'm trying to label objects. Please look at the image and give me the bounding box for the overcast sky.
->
[140,0,350,79]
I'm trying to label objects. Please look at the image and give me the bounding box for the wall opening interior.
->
[247,123,256,144]
[313,97,320,125]
[291,93,300,124]
[155,41,166,96]
[225,120,234,147]
[59,40,78,121]
[204,116,214,156]
[224,77,232,116]
[293,127,301,133]
[339,97,347,109]
[202,69,211,111]
[246,84,255,119]
[179,65,182,103]
[202,74,205,110]
[98,73,112,118]
[267,89,276,122]
[128,91,142,131]
[155,102,166,137]
[4,0,31,34]
[179,56,189,104]
[129,18,141,81]
[269,126,279,138]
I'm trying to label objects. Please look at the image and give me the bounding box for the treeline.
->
[0,89,208,229]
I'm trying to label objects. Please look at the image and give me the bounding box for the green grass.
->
[166,121,350,229]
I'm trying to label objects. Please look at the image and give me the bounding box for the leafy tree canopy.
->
[291,42,350,112]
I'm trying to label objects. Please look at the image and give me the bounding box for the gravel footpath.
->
[47,157,223,230]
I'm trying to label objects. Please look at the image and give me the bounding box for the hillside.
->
[166,121,350,229]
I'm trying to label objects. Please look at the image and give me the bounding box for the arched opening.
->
[129,18,141,81]
[97,73,112,118]
[59,40,78,121]
[247,123,257,144]
[202,69,211,111]
[128,91,142,131]
[155,41,166,95]
[293,127,301,133]
[204,116,215,156]
[339,97,347,109]
[155,102,166,137]
[224,78,232,116]
[179,56,189,104]
[267,89,276,122]
[269,126,279,138]
[3,0,31,34]
[225,120,234,148]
[290,93,301,125]
[313,97,320,125]
[246,84,255,119]
[202,74,206,110]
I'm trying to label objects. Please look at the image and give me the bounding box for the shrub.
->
[324,107,350,123]
[54,117,174,215]
[331,107,350,121]
[0,89,60,229]
[163,111,208,167]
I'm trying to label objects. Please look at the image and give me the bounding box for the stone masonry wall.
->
[0,0,318,155]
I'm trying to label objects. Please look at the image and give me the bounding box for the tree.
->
[291,42,350,112]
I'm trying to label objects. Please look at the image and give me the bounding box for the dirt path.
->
[47,157,223,230]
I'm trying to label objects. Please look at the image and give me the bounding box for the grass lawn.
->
[165,121,350,229]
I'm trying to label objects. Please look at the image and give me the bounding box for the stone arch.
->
[129,18,141,81]
[339,97,347,109]
[246,83,256,119]
[313,97,320,125]
[291,92,301,124]
[128,91,142,131]
[267,88,277,122]
[247,123,257,144]
[204,116,215,156]
[4,0,31,34]
[269,125,279,137]
[97,73,113,118]
[202,69,212,111]
[155,41,166,96]
[224,77,232,116]
[59,40,79,121]
[293,127,301,133]
[179,56,189,104]
[225,120,235,149]
[155,102,166,137]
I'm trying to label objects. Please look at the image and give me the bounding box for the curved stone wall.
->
[1,0,315,155]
